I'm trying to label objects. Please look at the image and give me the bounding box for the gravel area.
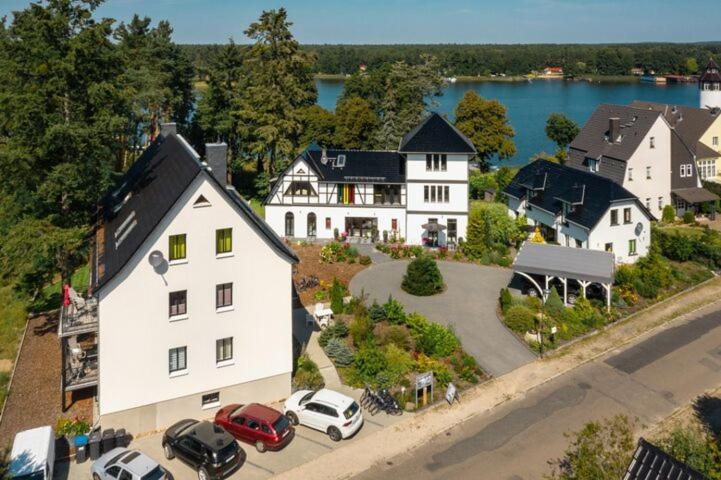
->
[0,314,92,448]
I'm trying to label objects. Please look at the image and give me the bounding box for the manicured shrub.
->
[376,324,413,350]
[293,355,325,390]
[662,204,676,223]
[318,321,349,348]
[324,338,354,367]
[401,255,445,296]
[416,323,460,358]
[569,297,605,329]
[405,312,430,333]
[504,305,535,333]
[383,296,406,325]
[354,342,387,380]
[382,230,388,243]
[359,255,372,265]
[329,278,346,314]
[368,301,385,323]
[381,344,414,386]
[683,210,696,224]
[499,287,513,313]
[545,287,565,319]
[349,314,373,347]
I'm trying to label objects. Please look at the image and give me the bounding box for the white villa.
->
[60,124,298,433]
[264,113,477,247]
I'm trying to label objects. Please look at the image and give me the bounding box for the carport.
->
[512,242,614,311]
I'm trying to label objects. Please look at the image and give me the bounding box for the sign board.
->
[416,371,433,389]
[445,383,458,405]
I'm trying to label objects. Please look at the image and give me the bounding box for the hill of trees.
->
[181,42,721,78]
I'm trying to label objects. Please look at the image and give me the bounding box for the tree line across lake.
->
[182,42,721,78]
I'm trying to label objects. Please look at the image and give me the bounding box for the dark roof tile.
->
[624,438,709,480]
[399,112,476,154]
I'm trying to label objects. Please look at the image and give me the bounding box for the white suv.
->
[283,389,363,441]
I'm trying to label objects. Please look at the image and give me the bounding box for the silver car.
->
[91,447,171,480]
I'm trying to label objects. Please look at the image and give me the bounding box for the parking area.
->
[56,391,407,480]
[350,260,536,376]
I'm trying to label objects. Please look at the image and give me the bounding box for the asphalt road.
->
[350,261,535,376]
[356,301,721,480]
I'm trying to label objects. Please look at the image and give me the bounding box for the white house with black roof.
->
[505,160,653,264]
[264,113,476,246]
[61,123,298,433]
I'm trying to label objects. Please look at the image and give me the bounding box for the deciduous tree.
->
[334,96,379,149]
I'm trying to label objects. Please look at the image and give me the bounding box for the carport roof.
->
[513,242,615,284]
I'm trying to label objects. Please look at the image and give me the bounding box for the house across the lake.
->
[264,113,476,247]
[505,159,652,264]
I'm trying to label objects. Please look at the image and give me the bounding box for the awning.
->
[513,241,615,284]
[672,187,719,204]
[421,223,446,232]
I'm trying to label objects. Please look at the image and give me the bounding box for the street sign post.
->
[415,371,434,409]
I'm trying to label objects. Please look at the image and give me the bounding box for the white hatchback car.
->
[91,447,171,480]
[283,389,363,441]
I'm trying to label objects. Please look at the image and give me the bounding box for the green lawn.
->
[656,225,706,239]
[248,198,265,219]
[0,286,28,409]
[33,264,90,313]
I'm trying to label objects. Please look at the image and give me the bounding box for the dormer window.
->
[588,158,599,173]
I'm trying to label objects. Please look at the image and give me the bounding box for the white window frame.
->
[169,346,188,377]
[216,337,234,367]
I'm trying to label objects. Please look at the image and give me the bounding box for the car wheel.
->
[255,440,266,453]
[198,467,210,480]
[163,443,175,460]
[327,426,342,442]
[286,411,299,425]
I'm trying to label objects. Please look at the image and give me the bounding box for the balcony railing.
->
[59,294,98,337]
[62,337,98,392]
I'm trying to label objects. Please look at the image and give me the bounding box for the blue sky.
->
[1,0,719,44]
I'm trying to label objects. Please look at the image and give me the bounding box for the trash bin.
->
[89,430,101,460]
[101,428,115,453]
[75,435,89,464]
[115,428,127,448]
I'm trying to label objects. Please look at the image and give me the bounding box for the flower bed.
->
[320,296,487,410]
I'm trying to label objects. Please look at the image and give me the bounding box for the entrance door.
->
[427,218,438,247]
[345,217,377,237]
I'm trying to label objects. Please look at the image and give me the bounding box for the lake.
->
[316,79,699,167]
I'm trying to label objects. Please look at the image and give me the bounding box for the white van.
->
[8,426,55,480]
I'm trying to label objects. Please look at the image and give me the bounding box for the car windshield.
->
[299,391,315,405]
[141,466,166,480]
[343,401,360,420]
[273,415,290,433]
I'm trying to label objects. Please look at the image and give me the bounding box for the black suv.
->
[162,419,245,480]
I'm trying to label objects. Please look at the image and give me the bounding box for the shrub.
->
[499,288,513,313]
[662,204,676,223]
[451,352,483,383]
[416,323,460,358]
[368,301,385,323]
[545,287,565,319]
[383,297,407,325]
[656,231,695,261]
[354,342,387,380]
[329,278,346,314]
[415,354,452,386]
[614,264,637,287]
[382,344,415,386]
[683,210,696,224]
[349,314,373,347]
[359,255,372,266]
[464,202,521,259]
[324,338,354,367]
[567,297,604,330]
[382,230,388,243]
[56,417,90,437]
[402,255,445,296]
[504,305,535,333]
[293,355,324,390]
[376,324,413,350]
[318,321,349,348]
[405,312,430,334]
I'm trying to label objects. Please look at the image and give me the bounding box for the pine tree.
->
[401,256,445,296]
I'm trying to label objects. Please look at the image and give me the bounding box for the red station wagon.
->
[214,403,294,452]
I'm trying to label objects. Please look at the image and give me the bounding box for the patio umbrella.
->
[421,223,446,232]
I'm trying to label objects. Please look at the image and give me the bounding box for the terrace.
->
[61,335,98,392]
[58,287,98,337]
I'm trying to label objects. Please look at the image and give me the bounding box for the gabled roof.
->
[513,241,615,284]
[623,438,708,480]
[399,112,476,154]
[301,146,405,184]
[505,160,652,229]
[630,101,720,158]
[569,104,662,163]
[93,132,297,290]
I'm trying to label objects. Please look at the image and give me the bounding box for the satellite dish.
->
[635,222,644,236]
[148,250,164,268]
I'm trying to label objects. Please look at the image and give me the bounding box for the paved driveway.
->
[349,261,536,377]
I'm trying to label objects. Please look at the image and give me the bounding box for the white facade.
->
[508,196,650,264]
[97,174,294,431]
[265,152,472,246]
[619,116,672,218]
